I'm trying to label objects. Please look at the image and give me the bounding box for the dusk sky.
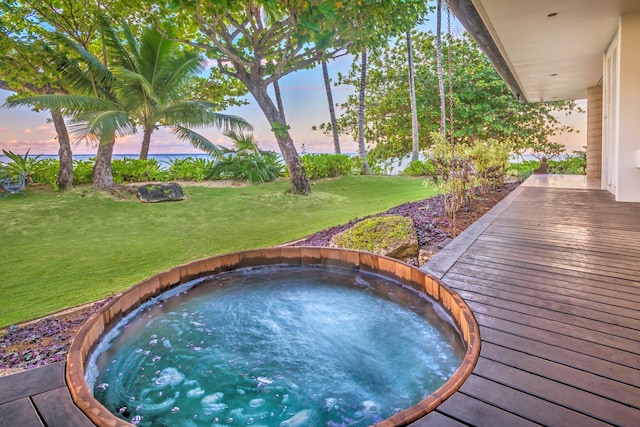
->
[0,14,587,157]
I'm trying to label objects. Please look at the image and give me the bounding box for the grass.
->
[0,175,437,327]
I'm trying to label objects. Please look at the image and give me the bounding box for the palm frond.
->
[53,33,114,89]
[170,125,223,155]
[116,67,159,106]
[96,14,138,73]
[161,102,252,132]
[157,54,202,100]
[4,95,118,115]
[139,29,176,89]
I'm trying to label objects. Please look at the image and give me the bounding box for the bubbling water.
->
[87,266,464,426]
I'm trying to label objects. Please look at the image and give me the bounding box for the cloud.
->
[24,129,34,134]
[36,125,52,131]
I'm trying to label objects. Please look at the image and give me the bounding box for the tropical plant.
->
[165,157,214,181]
[301,154,358,180]
[467,139,510,194]
[72,160,94,185]
[158,0,428,194]
[402,160,435,177]
[108,24,251,160]
[319,32,580,165]
[30,158,60,187]
[111,158,165,183]
[210,131,283,183]
[0,0,103,190]
[4,16,251,189]
[3,27,135,188]
[1,149,41,178]
[321,60,341,154]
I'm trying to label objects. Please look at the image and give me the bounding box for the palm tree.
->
[6,29,137,188]
[357,49,372,174]
[436,0,446,135]
[321,60,341,154]
[406,31,419,161]
[5,19,252,188]
[107,24,251,160]
[210,130,282,183]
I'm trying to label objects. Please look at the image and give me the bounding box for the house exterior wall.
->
[587,86,602,180]
[616,12,640,202]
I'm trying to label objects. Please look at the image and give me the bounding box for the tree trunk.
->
[407,32,420,161]
[139,127,153,160]
[322,61,341,154]
[273,80,287,125]
[248,82,311,195]
[436,0,446,135]
[50,110,73,190]
[92,137,115,189]
[358,49,371,174]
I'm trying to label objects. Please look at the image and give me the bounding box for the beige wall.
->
[587,87,602,179]
[615,12,640,202]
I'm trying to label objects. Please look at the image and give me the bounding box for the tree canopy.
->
[318,31,580,165]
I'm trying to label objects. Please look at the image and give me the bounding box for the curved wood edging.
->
[66,247,480,427]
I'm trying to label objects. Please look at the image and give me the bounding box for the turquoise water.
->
[87,266,464,426]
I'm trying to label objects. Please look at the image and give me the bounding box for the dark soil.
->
[0,183,518,376]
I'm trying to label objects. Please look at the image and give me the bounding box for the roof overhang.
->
[447,0,640,102]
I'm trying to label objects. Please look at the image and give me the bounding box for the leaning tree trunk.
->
[92,136,115,189]
[139,126,153,160]
[358,49,371,175]
[322,61,341,154]
[273,80,287,126]
[247,81,311,195]
[436,0,446,135]
[407,32,420,162]
[50,110,73,190]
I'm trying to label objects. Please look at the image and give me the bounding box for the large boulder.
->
[137,182,186,203]
[330,215,419,260]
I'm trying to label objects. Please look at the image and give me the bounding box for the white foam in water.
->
[279,409,312,427]
[187,387,205,399]
[88,266,464,426]
[154,368,184,388]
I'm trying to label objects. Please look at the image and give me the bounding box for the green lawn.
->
[0,176,437,327]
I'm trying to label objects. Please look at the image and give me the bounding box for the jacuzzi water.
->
[87,265,464,426]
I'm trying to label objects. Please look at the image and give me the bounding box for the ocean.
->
[0,153,215,170]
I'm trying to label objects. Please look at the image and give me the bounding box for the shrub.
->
[210,151,282,183]
[112,158,166,183]
[211,132,283,183]
[165,157,214,181]
[30,158,60,187]
[549,150,586,174]
[402,160,435,177]
[300,154,357,179]
[73,160,94,184]
[506,160,538,181]
[467,139,510,194]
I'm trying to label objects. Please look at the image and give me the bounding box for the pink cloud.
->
[24,129,34,134]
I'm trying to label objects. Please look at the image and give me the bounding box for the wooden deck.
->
[1,176,639,426]
[418,178,640,426]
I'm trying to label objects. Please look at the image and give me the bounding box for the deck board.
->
[417,182,640,426]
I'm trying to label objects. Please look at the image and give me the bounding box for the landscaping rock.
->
[329,215,419,261]
[137,182,186,203]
